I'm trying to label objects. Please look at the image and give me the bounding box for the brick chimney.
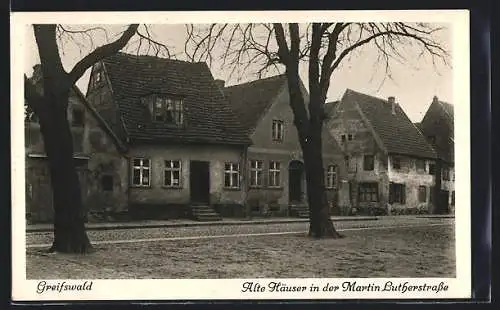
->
[214,79,225,90]
[433,95,439,104]
[388,96,396,115]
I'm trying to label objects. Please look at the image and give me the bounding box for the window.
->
[389,183,406,204]
[269,161,281,187]
[72,108,84,127]
[427,135,436,145]
[416,159,426,172]
[443,167,450,181]
[428,163,436,175]
[326,165,336,189]
[93,70,104,88]
[345,155,357,173]
[392,157,401,170]
[164,160,181,187]
[101,175,113,191]
[249,160,263,187]
[451,191,455,206]
[341,134,346,142]
[418,186,427,203]
[132,158,151,186]
[363,155,374,171]
[272,120,284,142]
[348,134,353,141]
[154,97,184,125]
[72,131,83,153]
[358,183,378,202]
[224,163,240,188]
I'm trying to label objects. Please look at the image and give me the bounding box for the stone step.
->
[189,205,222,222]
[290,204,309,218]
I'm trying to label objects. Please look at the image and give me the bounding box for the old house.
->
[223,75,349,217]
[326,89,438,215]
[25,65,128,223]
[85,52,251,220]
[417,96,455,213]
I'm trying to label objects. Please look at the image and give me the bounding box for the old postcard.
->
[11,10,470,301]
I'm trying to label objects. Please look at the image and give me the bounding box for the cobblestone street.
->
[26,217,455,279]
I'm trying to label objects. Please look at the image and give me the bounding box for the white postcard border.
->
[11,10,471,301]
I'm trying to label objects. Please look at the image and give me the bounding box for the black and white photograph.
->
[11,10,471,300]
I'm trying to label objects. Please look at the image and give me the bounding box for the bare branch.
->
[273,23,290,64]
[67,24,139,84]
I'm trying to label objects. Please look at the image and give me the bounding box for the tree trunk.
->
[302,126,343,239]
[38,89,93,253]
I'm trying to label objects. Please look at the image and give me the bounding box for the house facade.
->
[223,75,349,217]
[25,65,128,223]
[326,89,438,215]
[85,52,251,220]
[417,96,455,213]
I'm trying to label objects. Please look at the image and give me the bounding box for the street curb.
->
[26,216,378,233]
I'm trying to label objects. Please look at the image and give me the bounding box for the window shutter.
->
[389,183,394,204]
[402,185,406,204]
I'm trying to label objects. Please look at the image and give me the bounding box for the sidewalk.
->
[26,214,453,233]
[26,216,379,233]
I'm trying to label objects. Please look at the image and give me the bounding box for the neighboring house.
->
[418,96,455,213]
[223,75,349,217]
[326,89,438,215]
[25,65,128,223]
[85,52,251,220]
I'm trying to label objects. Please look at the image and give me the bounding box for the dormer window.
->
[154,96,184,125]
[272,120,284,142]
[92,67,105,88]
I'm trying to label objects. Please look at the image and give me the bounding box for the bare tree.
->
[24,24,170,253]
[185,22,449,238]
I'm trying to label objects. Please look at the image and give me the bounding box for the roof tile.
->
[101,52,251,145]
[342,89,437,159]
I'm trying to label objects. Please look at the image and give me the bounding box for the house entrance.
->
[190,161,210,204]
[437,190,450,214]
[288,160,304,203]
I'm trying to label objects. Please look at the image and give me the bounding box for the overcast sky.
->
[24,24,453,122]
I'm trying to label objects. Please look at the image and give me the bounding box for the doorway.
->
[190,161,210,204]
[288,160,304,203]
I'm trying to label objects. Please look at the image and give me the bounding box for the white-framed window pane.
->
[132,168,141,185]
[172,170,180,185]
[142,169,150,186]
[231,173,239,187]
[165,170,172,186]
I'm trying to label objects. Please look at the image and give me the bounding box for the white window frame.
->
[131,158,151,187]
[154,96,184,125]
[249,160,263,187]
[224,162,240,188]
[269,161,281,187]
[326,165,336,189]
[164,160,182,188]
[272,120,284,142]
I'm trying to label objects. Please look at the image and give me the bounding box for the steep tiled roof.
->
[342,89,437,159]
[101,52,251,145]
[419,98,454,163]
[26,66,127,153]
[324,100,340,117]
[223,74,287,133]
[439,100,454,120]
